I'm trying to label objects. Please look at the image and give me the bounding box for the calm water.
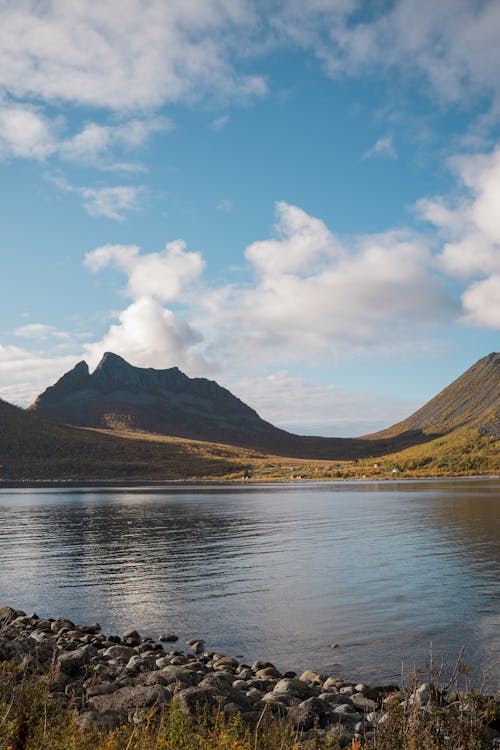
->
[0,480,498,689]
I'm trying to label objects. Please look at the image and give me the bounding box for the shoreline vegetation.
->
[1,607,499,749]
[0,420,498,483]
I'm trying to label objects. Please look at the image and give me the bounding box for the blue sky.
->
[0,0,499,436]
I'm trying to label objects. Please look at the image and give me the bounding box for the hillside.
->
[367,352,500,440]
[0,398,253,480]
[29,351,499,461]
[27,352,377,459]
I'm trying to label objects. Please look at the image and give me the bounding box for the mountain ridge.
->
[28,351,499,460]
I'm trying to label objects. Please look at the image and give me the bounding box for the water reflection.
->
[0,480,498,689]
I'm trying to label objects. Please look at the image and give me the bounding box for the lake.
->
[0,479,498,689]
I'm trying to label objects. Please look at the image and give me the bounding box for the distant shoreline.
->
[1,474,498,489]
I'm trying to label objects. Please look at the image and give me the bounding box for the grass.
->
[0,658,498,750]
[1,397,498,482]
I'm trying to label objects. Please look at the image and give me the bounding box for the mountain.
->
[0,397,250,480]
[29,351,499,460]
[29,351,290,444]
[366,352,500,440]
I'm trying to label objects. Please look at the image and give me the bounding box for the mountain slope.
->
[29,351,295,445]
[0,398,249,480]
[29,352,499,460]
[367,352,500,440]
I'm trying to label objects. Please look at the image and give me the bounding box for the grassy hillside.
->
[0,399,252,480]
[1,395,498,482]
[368,352,499,440]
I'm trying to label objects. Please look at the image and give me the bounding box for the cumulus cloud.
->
[280,0,500,109]
[83,297,206,372]
[200,202,454,363]
[84,240,208,373]
[461,275,500,329]
[84,241,205,301]
[0,1,266,112]
[0,102,59,159]
[59,117,171,167]
[419,145,500,329]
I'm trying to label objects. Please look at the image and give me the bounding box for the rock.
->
[200,672,234,690]
[333,703,358,715]
[51,618,75,633]
[251,660,275,672]
[289,697,328,731]
[78,623,101,634]
[122,629,140,640]
[125,655,156,673]
[0,606,25,624]
[187,639,205,654]
[157,665,200,688]
[246,688,263,702]
[299,669,325,684]
[86,682,121,698]
[273,678,316,699]
[323,677,340,691]
[89,685,170,715]
[103,645,136,660]
[340,685,354,695]
[159,633,178,643]
[175,686,220,716]
[214,656,239,670]
[350,693,377,712]
[255,666,281,679]
[58,645,97,676]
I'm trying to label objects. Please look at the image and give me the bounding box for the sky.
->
[0,0,499,437]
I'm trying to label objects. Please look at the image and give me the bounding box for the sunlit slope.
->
[366,352,499,440]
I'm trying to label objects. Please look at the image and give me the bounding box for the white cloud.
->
[201,202,454,363]
[83,240,208,373]
[51,177,145,220]
[0,1,266,112]
[79,186,144,220]
[245,201,342,277]
[84,241,205,301]
[284,0,500,109]
[0,102,59,159]
[59,117,171,166]
[83,297,208,373]
[461,274,500,329]
[419,145,500,329]
[363,136,396,160]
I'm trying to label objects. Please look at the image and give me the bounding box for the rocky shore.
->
[1,606,498,747]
